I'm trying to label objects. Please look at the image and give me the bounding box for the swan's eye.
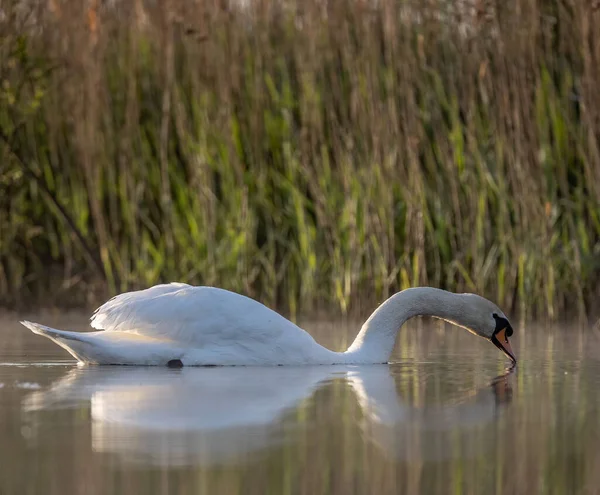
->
[506,326,513,338]
[492,313,498,319]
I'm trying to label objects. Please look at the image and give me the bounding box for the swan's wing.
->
[90,284,309,347]
[90,283,190,331]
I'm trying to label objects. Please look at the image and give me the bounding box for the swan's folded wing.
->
[89,284,298,347]
[91,283,190,332]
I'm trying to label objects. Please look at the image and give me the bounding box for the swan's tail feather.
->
[20,321,179,365]
[20,320,95,363]
[21,320,66,338]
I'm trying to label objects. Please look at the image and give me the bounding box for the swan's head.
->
[454,294,516,364]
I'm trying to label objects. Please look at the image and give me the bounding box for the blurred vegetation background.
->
[1,0,599,318]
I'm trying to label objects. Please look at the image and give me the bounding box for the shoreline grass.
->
[1,0,599,319]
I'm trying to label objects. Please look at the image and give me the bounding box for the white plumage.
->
[21,284,515,366]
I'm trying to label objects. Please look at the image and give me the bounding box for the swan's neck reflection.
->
[346,366,514,461]
[24,365,513,466]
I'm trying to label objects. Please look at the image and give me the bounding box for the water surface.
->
[0,314,599,494]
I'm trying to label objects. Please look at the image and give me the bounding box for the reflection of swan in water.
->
[23,366,514,466]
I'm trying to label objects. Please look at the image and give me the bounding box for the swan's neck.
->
[343,288,469,364]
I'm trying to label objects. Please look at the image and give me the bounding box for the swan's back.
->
[91,284,318,352]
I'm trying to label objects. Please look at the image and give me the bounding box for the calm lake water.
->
[0,313,599,495]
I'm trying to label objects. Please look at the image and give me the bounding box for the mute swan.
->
[20,284,516,366]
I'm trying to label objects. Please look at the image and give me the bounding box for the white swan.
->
[20,284,516,366]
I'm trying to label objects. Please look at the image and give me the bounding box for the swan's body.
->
[21,284,516,366]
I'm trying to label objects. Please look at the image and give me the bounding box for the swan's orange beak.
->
[491,327,516,364]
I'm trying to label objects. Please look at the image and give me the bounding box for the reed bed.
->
[0,0,599,318]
